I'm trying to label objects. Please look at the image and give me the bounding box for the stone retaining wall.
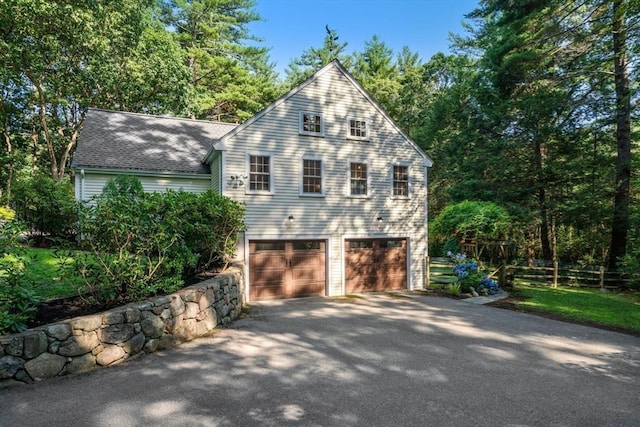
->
[0,266,244,387]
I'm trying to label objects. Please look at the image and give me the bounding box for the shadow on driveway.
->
[1,294,639,426]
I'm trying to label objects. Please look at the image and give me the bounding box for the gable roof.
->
[72,109,237,174]
[204,60,433,167]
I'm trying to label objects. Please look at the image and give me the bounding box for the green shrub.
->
[11,174,77,243]
[447,282,461,296]
[431,200,512,243]
[0,206,15,221]
[157,190,246,273]
[0,220,42,335]
[75,176,245,304]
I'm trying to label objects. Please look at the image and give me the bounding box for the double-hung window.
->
[392,164,410,198]
[301,158,323,196]
[348,118,368,140]
[300,112,323,136]
[248,154,272,193]
[349,162,368,197]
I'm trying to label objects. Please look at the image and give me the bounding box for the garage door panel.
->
[250,240,326,300]
[345,238,407,293]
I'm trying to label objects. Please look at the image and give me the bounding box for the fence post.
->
[553,261,559,288]
[425,256,430,289]
[599,266,605,290]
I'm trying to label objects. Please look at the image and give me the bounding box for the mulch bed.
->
[29,297,121,328]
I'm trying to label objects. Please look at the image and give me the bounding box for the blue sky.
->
[250,0,480,77]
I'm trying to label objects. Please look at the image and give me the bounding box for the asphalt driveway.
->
[1,293,639,426]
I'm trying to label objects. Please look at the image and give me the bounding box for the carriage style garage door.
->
[249,240,326,300]
[345,238,407,293]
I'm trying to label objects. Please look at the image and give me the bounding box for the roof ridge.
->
[87,108,238,127]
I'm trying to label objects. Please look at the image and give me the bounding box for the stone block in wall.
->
[129,301,153,311]
[174,319,197,342]
[1,336,23,357]
[24,353,66,379]
[14,369,32,384]
[65,353,96,374]
[158,334,177,350]
[58,331,100,357]
[23,331,48,359]
[92,344,104,356]
[0,356,24,379]
[46,323,71,341]
[120,333,145,355]
[140,311,164,338]
[184,302,199,319]
[183,289,199,303]
[143,339,159,353]
[152,295,171,306]
[96,345,126,366]
[125,307,141,323]
[71,314,102,332]
[99,324,135,344]
[102,310,125,325]
[199,289,215,311]
[169,295,185,316]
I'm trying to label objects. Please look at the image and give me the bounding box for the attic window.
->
[348,118,368,140]
[300,112,323,136]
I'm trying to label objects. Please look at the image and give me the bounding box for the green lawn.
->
[510,284,640,335]
[17,247,83,300]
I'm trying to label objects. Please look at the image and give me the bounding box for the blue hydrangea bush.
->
[448,252,500,295]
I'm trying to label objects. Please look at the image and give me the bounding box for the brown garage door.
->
[345,238,407,293]
[249,240,326,300]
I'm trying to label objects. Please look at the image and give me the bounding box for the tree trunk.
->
[538,187,553,261]
[608,0,631,270]
[534,138,553,261]
[29,75,59,178]
[2,131,12,200]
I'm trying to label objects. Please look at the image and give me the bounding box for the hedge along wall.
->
[0,266,244,387]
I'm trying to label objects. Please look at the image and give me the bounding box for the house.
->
[72,60,433,301]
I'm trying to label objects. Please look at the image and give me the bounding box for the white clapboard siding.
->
[75,171,211,201]
[222,64,428,294]
[210,152,222,193]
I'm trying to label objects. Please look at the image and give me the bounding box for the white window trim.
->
[299,157,326,197]
[390,162,411,199]
[347,159,371,199]
[346,117,369,141]
[245,152,274,195]
[299,111,324,137]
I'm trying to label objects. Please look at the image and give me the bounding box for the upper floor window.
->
[392,164,409,197]
[248,154,272,193]
[300,112,323,136]
[349,162,368,196]
[348,118,368,140]
[301,158,323,195]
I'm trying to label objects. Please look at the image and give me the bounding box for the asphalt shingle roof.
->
[72,109,238,174]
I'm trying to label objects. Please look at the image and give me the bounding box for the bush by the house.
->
[74,176,245,304]
[0,219,41,335]
[10,174,77,244]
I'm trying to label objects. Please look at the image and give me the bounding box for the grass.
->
[14,247,84,300]
[509,283,640,335]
